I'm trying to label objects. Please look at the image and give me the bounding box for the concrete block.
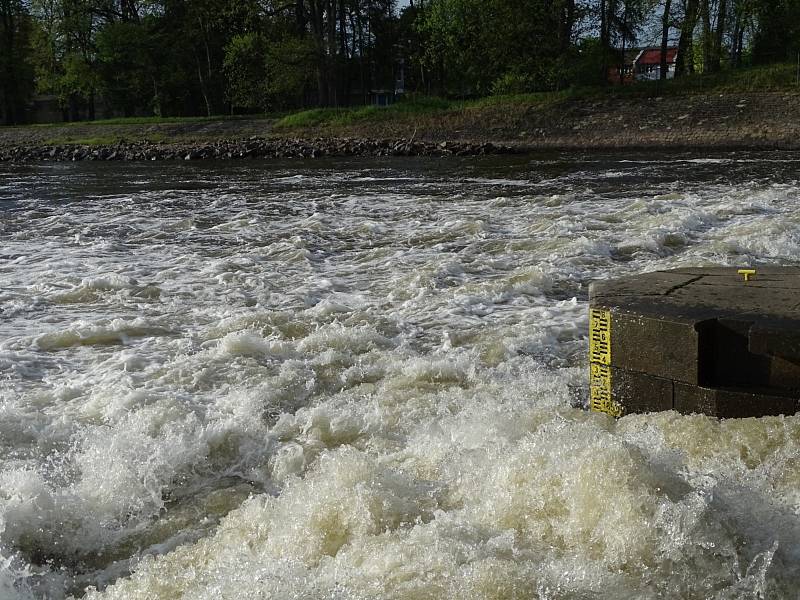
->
[610,367,673,414]
[674,382,797,418]
[589,267,800,418]
[611,312,702,384]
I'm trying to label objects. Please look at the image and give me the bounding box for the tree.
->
[96,18,164,116]
[418,0,580,96]
[675,0,700,76]
[728,0,755,68]
[264,33,316,108]
[1,0,35,124]
[752,0,800,64]
[699,0,727,73]
[7,0,798,124]
[223,32,268,111]
[659,0,673,79]
[601,0,653,84]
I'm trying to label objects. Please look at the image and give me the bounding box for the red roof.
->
[636,48,678,65]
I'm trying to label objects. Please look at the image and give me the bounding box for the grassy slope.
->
[1,63,797,148]
[272,63,799,132]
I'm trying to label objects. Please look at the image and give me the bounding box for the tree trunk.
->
[308,0,327,106]
[355,8,365,103]
[660,0,673,79]
[326,0,337,106]
[676,0,699,76]
[68,94,79,122]
[1,1,18,124]
[729,16,738,65]
[560,0,575,54]
[701,0,713,72]
[619,3,628,85]
[295,0,306,33]
[711,0,727,72]
[734,25,744,67]
[195,53,212,117]
[338,0,348,104]
[152,77,162,116]
[599,0,608,48]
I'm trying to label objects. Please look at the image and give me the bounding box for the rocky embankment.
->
[0,137,516,162]
[3,90,800,161]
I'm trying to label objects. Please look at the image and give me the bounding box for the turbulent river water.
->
[2,153,800,599]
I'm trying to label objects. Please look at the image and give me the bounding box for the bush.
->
[491,72,538,95]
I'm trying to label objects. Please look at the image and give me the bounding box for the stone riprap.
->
[0,138,516,162]
[589,267,800,418]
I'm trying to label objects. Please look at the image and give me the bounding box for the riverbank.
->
[2,83,800,161]
[0,138,514,161]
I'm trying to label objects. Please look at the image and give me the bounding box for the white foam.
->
[34,318,172,351]
[3,156,800,598]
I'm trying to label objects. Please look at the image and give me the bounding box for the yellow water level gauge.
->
[588,308,622,416]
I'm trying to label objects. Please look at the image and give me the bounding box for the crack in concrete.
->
[664,275,705,296]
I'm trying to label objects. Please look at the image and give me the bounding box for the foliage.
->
[752,0,800,64]
[0,0,36,124]
[418,0,577,96]
[264,35,316,110]
[3,0,800,124]
[223,32,268,111]
[96,19,164,116]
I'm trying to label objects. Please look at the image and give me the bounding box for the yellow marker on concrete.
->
[589,308,622,416]
[738,269,756,282]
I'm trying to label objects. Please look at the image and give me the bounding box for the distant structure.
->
[607,49,640,85]
[369,89,396,107]
[634,47,679,81]
[607,47,679,85]
[370,50,406,107]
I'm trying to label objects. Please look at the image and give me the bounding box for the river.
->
[1,153,800,599]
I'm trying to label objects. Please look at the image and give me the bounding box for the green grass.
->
[274,95,454,130]
[275,62,799,132]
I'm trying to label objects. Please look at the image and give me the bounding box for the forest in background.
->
[1,0,799,125]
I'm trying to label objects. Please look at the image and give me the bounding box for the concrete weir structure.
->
[588,267,800,418]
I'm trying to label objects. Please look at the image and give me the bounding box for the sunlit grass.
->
[274,95,453,129]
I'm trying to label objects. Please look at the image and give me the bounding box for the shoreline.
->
[0,138,520,162]
[3,90,800,161]
[3,137,799,163]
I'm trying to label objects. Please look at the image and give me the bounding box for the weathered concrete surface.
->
[589,267,800,417]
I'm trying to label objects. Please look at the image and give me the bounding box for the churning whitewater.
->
[2,154,800,599]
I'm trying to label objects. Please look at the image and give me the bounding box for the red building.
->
[633,47,679,81]
[607,47,679,85]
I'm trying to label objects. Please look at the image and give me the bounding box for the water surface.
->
[2,153,800,598]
